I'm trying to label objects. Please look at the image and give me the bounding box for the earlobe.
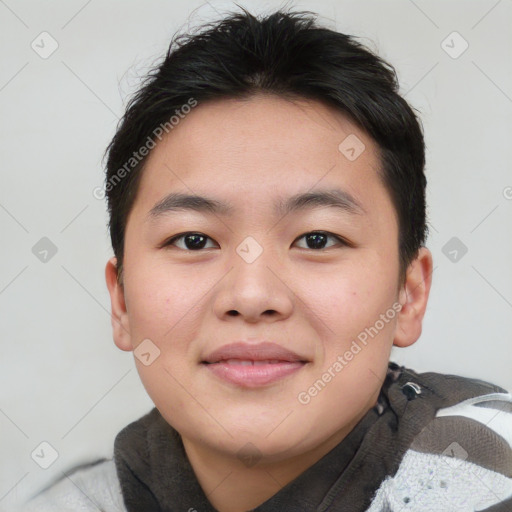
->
[105,257,133,352]
[393,247,433,348]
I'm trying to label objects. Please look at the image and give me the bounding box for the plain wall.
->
[1,0,511,508]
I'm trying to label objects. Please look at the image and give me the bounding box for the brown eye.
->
[164,232,217,250]
[294,231,346,250]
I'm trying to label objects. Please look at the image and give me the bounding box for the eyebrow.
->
[147,188,365,222]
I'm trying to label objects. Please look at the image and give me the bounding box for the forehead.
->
[127,94,396,228]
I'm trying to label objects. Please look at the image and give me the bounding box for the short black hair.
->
[104,8,428,285]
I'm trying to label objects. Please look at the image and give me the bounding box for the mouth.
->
[201,342,308,388]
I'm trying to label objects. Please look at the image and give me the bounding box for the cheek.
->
[297,261,398,351]
[124,262,206,342]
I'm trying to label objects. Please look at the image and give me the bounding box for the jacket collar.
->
[113,362,482,511]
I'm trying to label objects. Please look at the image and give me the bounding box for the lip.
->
[202,342,308,388]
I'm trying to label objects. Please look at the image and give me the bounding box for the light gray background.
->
[1,0,511,508]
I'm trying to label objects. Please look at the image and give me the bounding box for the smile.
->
[203,360,306,387]
[201,342,309,388]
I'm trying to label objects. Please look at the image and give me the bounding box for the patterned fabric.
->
[18,363,512,511]
[366,393,512,511]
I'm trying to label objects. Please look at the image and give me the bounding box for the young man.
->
[21,8,512,512]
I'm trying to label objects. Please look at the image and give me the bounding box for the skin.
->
[105,94,433,512]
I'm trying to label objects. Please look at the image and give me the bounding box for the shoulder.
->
[368,366,512,511]
[18,459,127,512]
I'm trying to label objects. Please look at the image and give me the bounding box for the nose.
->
[211,244,294,324]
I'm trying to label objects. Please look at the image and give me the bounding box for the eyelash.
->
[162,231,350,251]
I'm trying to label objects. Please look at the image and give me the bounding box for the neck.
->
[181,409,370,512]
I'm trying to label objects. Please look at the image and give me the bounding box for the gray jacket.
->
[18,363,512,511]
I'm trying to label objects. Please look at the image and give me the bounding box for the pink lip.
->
[202,342,308,388]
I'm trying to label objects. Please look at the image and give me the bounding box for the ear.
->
[105,256,133,352]
[393,247,433,348]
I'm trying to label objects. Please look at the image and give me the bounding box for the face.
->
[106,94,428,466]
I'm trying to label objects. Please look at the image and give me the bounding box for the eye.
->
[293,231,348,250]
[162,230,349,251]
[163,232,218,250]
